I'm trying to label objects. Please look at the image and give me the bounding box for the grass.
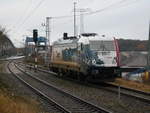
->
[0,62,4,72]
[0,62,41,113]
[112,78,150,92]
[0,61,9,90]
[0,91,40,113]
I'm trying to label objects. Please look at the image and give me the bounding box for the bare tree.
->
[0,26,16,57]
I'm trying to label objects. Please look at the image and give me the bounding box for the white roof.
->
[53,33,115,45]
[53,38,77,45]
[78,34,115,44]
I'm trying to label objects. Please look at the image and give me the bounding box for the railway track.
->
[8,61,112,113]
[16,62,150,104]
[101,82,150,103]
[8,61,70,113]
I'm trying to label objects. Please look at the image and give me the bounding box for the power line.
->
[10,0,34,30]
[13,0,141,39]
[26,0,141,36]
[86,0,126,15]
[14,0,139,30]
[14,0,46,34]
[51,0,140,19]
[20,0,46,26]
[84,0,140,15]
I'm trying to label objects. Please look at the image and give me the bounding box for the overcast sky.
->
[0,0,150,47]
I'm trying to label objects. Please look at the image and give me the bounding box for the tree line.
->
[0,26,16,58]
[118,39,148,51]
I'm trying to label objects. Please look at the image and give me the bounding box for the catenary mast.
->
[74,2,77,37]
[147,22,150,66]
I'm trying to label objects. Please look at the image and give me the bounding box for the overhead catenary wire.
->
[10,0,35,30]
[20,0,46,26]
[86,0,131,15]
[86,0,141,15]
[9,0,46,47]
[14,0,46,34]
[12,0,141,46]
[14,0,140,31]
[50,0,141,19]
[47,0,141,35]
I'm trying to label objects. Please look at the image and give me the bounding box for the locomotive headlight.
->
[92,59,96,64]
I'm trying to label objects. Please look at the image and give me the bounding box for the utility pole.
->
[147,21,150,66]
[79,9,88,34]
[80,10,84,34]
[74,2,77,37]
[46,17,51,46]
[45,17,52,65]
[76,8,91,34]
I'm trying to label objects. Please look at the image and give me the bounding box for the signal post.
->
[33,29,38,72]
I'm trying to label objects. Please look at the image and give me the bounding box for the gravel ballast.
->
[0,61,58,113]
[18,63,150,113]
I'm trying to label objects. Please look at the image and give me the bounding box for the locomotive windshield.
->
[89,40,118,67]
[89,40,115,51]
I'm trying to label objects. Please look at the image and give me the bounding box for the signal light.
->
[33,29,38,43]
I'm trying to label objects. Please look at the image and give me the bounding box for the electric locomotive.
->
[49,33,120,81]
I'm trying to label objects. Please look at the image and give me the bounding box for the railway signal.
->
[33,29,38,72]
[33,29,38,44]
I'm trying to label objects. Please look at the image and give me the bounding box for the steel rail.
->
[16,62,150,104]
[101,82,150,103]
[7,62,71,113]
[14,62,112,113]
[106,82,150,96]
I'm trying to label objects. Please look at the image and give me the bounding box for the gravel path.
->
[18,64,150,113]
